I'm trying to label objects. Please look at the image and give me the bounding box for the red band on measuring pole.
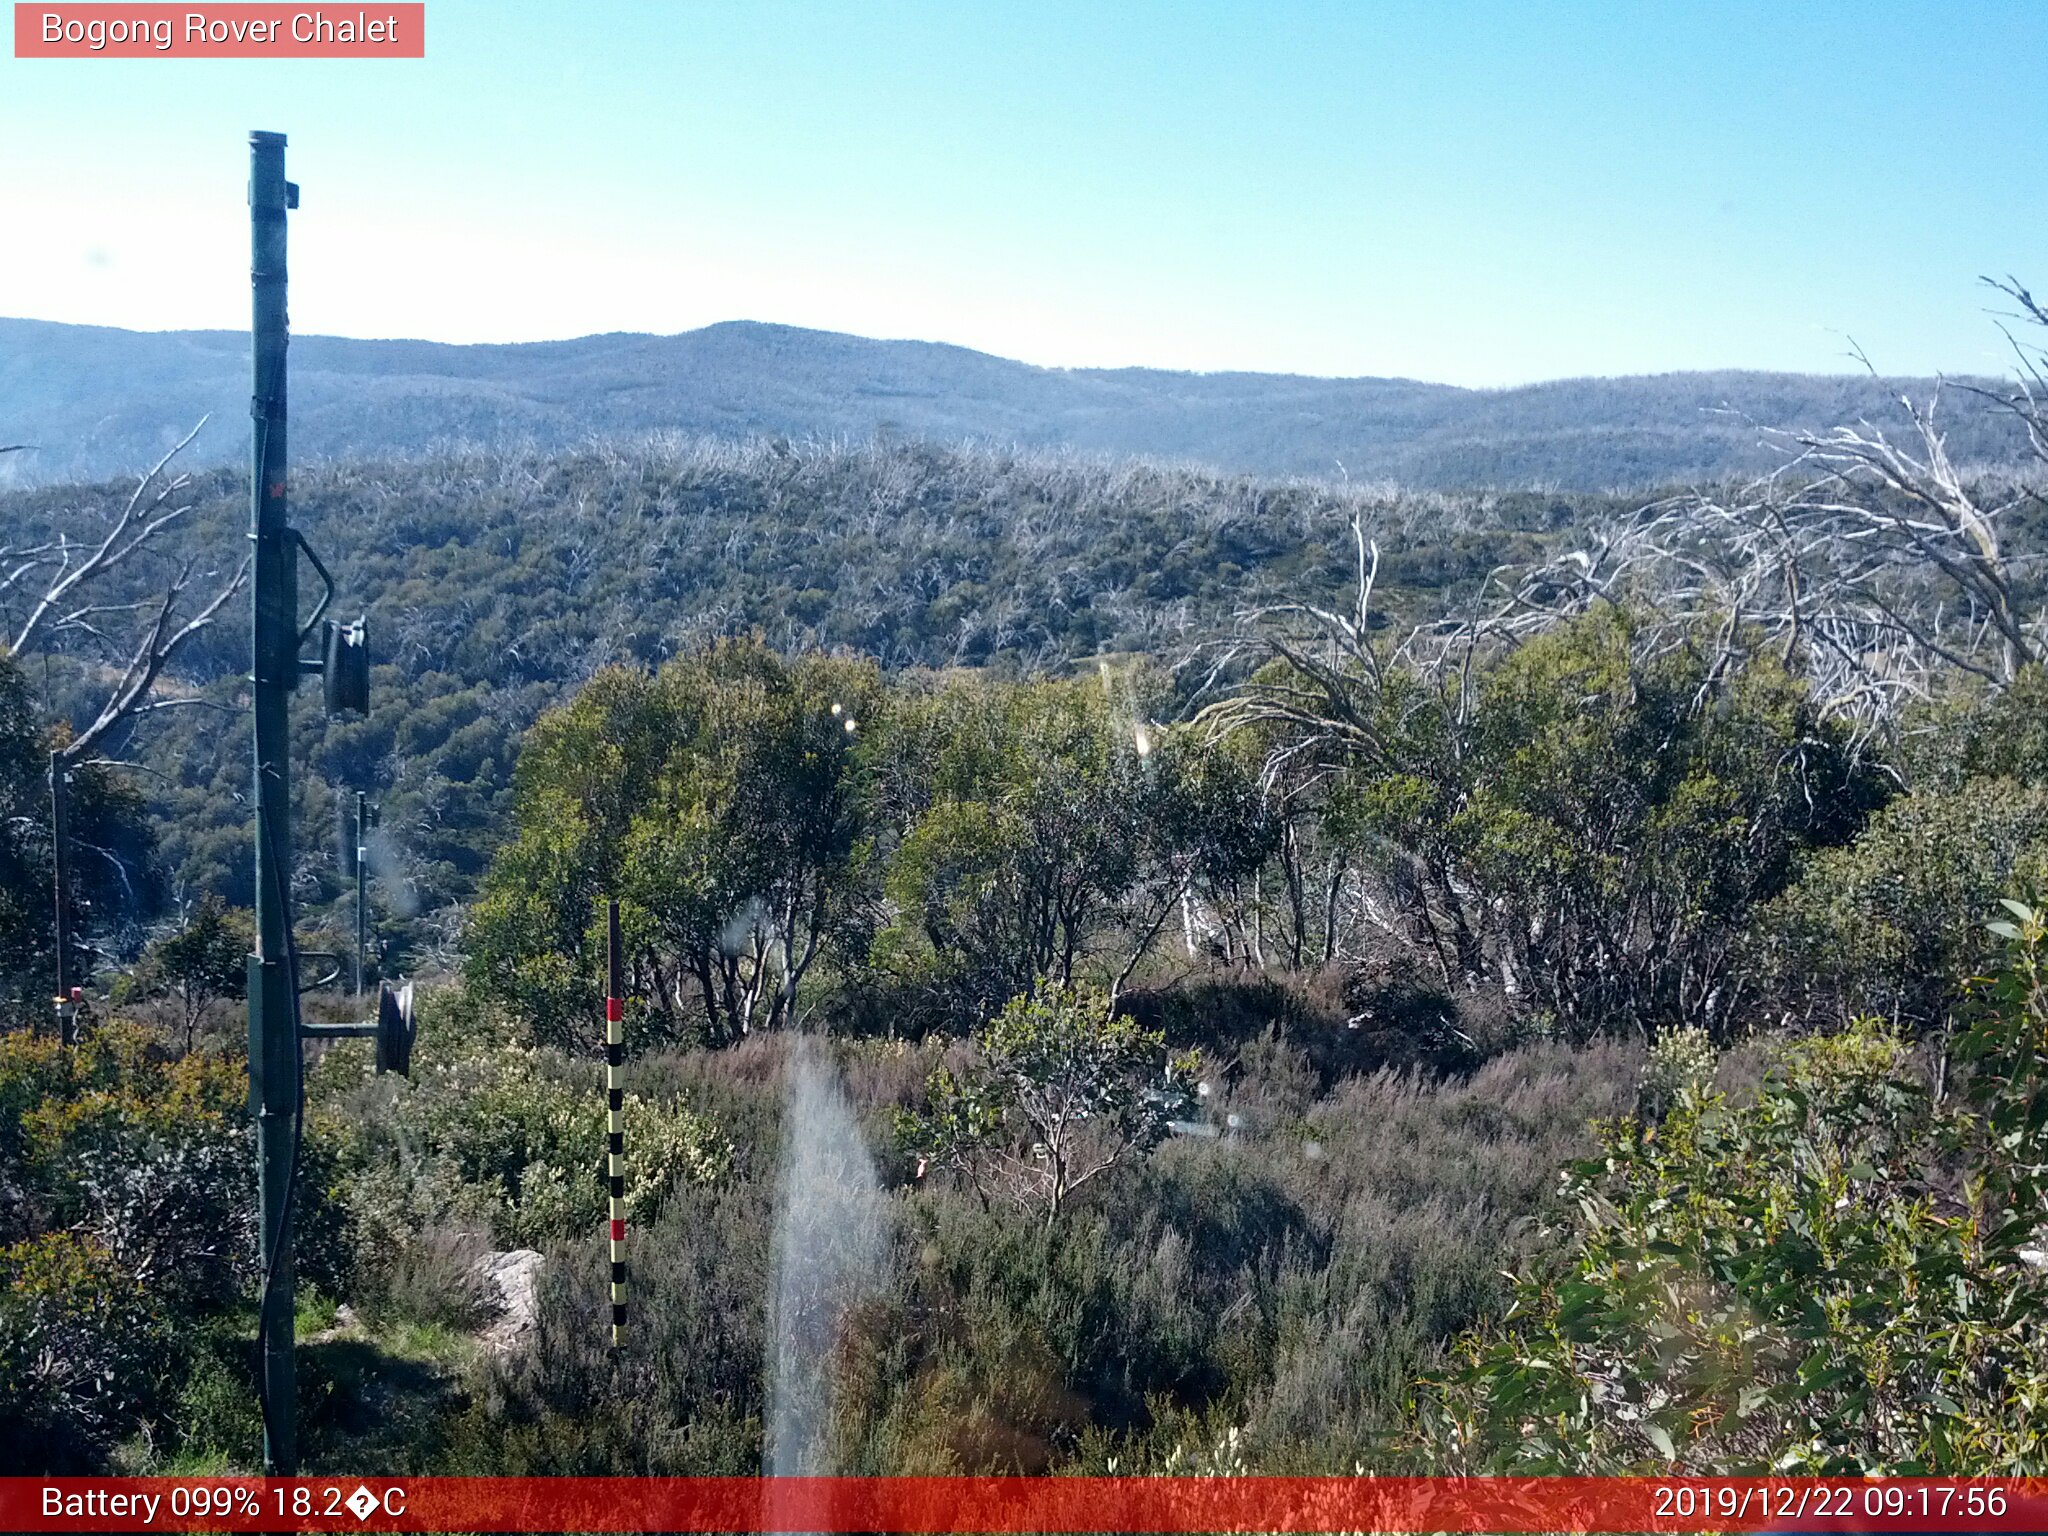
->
[610,1219,625,1242]
[606,997,623,1022]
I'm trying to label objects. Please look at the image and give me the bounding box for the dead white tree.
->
[1194,510,1470,770]
[1444,280,2048,743]
[0,419,249,763]
[1971,275,2048,477]
[1190,508,1496,984]
[1189,280,2048,987]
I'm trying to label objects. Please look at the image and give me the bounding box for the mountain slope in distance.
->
[0,315,2019,491]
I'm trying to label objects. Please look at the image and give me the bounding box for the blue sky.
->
[1,0,2042,385]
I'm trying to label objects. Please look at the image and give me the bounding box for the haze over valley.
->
[2,313,2022,491]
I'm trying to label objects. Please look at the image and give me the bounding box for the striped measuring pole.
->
[605,899,626,1349]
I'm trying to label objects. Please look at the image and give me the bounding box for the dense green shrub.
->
[1426,914,2048,1474]
[0,1018,300,1472]
[869,672,1185,1028]
[898,983,1196,1226]
[0,1021,257,1304]
[0,1231,174,1472]
[1198,607,1889,1045]
[470,650,1281,1048]
[1455,609,1887,1040]
[1909,664,2048,788]
[1756,779,2048,1033]
[465,643,884,1049]
[329,1028,732,1264]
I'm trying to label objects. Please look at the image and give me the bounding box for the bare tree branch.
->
[7,417,210,656]
[1,420,251,764]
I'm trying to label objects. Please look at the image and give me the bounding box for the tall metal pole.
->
[354,791,367,998]
[48,750,71,1046]
[247,128,299,1477]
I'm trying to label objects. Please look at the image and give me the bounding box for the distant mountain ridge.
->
[0,315,2021,491]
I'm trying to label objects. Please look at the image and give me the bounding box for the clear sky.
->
[1,0,2042,386]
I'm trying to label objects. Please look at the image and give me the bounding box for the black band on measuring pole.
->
[605,897,626,1350]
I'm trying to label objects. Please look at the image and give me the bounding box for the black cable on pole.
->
[252,758,306,1462]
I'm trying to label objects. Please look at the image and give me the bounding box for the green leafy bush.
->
[1638,1023,1717,1118]
[1,1021,257,1307]
[0,1018,301,1475]
[466,642,883,1048]
[0,1232,174,1472]
[1757,779,2048,1032]
[128,897,253,1052]
[1456,609,1885,1040]
[1426,915,2048,1474]
[898,983,1196,1227]
[333,1030,733,1263]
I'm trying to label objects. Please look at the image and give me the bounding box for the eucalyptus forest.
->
[4,282,2048,1480]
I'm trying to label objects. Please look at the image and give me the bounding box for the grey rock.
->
[474,1248,546,1353]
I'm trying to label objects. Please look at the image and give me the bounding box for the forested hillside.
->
[0,438,1630,959]
[0,314,2027,491]
[6,288,2048,1481]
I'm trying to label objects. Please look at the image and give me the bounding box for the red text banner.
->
[14,4,424,57]
[7,1476,2048,1533]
